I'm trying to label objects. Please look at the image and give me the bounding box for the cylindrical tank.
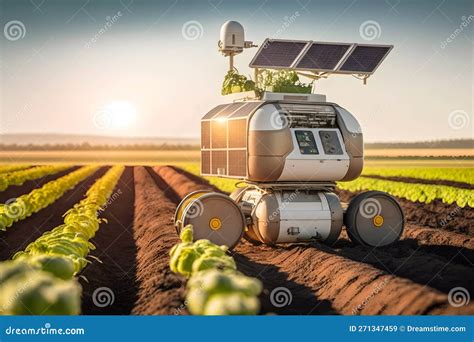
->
[233,187,343,246]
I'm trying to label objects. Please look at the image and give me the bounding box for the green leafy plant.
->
[0,166,99,231]
[0,165,124,315]
[169,225,262,315]
[0,260,81,315]
[337,177,474,207]
[170,225,236,277]
[186,268,262,315]
[14,166,125,274]
[362,167,474,185]
[0,165,71,192]
[0,165,31,174]
[221,70,255,95]
[258,70,313,94]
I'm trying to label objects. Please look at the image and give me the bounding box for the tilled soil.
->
[81,166,186,315]
[154,166,474,315]
[80,167,138,315]
[129,167,186,315]
[1,165,473,315]
[0,167,78,203]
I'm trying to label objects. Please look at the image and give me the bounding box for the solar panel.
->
[249,39,392,77]
[249,39,308,68]
[294,43,352,71]
[338,45,392,73]
[202,104,229,120]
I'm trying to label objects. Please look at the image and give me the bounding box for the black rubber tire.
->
[243,227,263,245]
[344,191,404,247]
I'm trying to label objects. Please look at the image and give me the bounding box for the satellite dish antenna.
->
[218,21,257,71]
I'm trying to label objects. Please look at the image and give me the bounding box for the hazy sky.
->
[0,0,472,142]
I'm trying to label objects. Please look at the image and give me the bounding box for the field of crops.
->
[0,163,472,315]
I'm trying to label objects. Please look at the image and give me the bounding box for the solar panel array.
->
[249,39,392,75]
[295,43,352,71]
[338,45,392,73]
[250,40,307,68]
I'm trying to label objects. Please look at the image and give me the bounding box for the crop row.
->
[0,165,31,174]
[170,225,262,315]
[178,163,238,193]
[337,176,474,208]
[362,167,474,185]
[0,166,99,231]
[0,166,124,315]
[0,165,71,191]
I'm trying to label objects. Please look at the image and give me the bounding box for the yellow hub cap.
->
[209,217,222,231]
[373,215,384,227]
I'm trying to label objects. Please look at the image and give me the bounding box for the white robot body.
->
[174,21,404,249]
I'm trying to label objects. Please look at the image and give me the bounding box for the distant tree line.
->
[0,139,471,151]
[0,143,201,151]
[365,139,473,149]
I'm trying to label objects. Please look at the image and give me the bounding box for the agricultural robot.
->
[175,21,404,248]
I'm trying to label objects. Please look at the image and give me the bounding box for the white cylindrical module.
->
[234,188,343,246]
[219,21,245,55]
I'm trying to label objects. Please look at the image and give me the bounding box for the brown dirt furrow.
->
[402,225,473,267]
[403,224,474,249]
[363,174,473,190]
[0,167,106,260]
[131,166,186,315]
[153,166,218,198]
[337,189,473,236]
[333,230,473,294]
[0,167,78,203]
[157,166,474,315]
[335,227,473,269]
[153,166,335,314]
[80,167,138,315]
[234,240,473,315]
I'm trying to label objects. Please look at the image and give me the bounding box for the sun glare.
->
[104,101,137,129]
